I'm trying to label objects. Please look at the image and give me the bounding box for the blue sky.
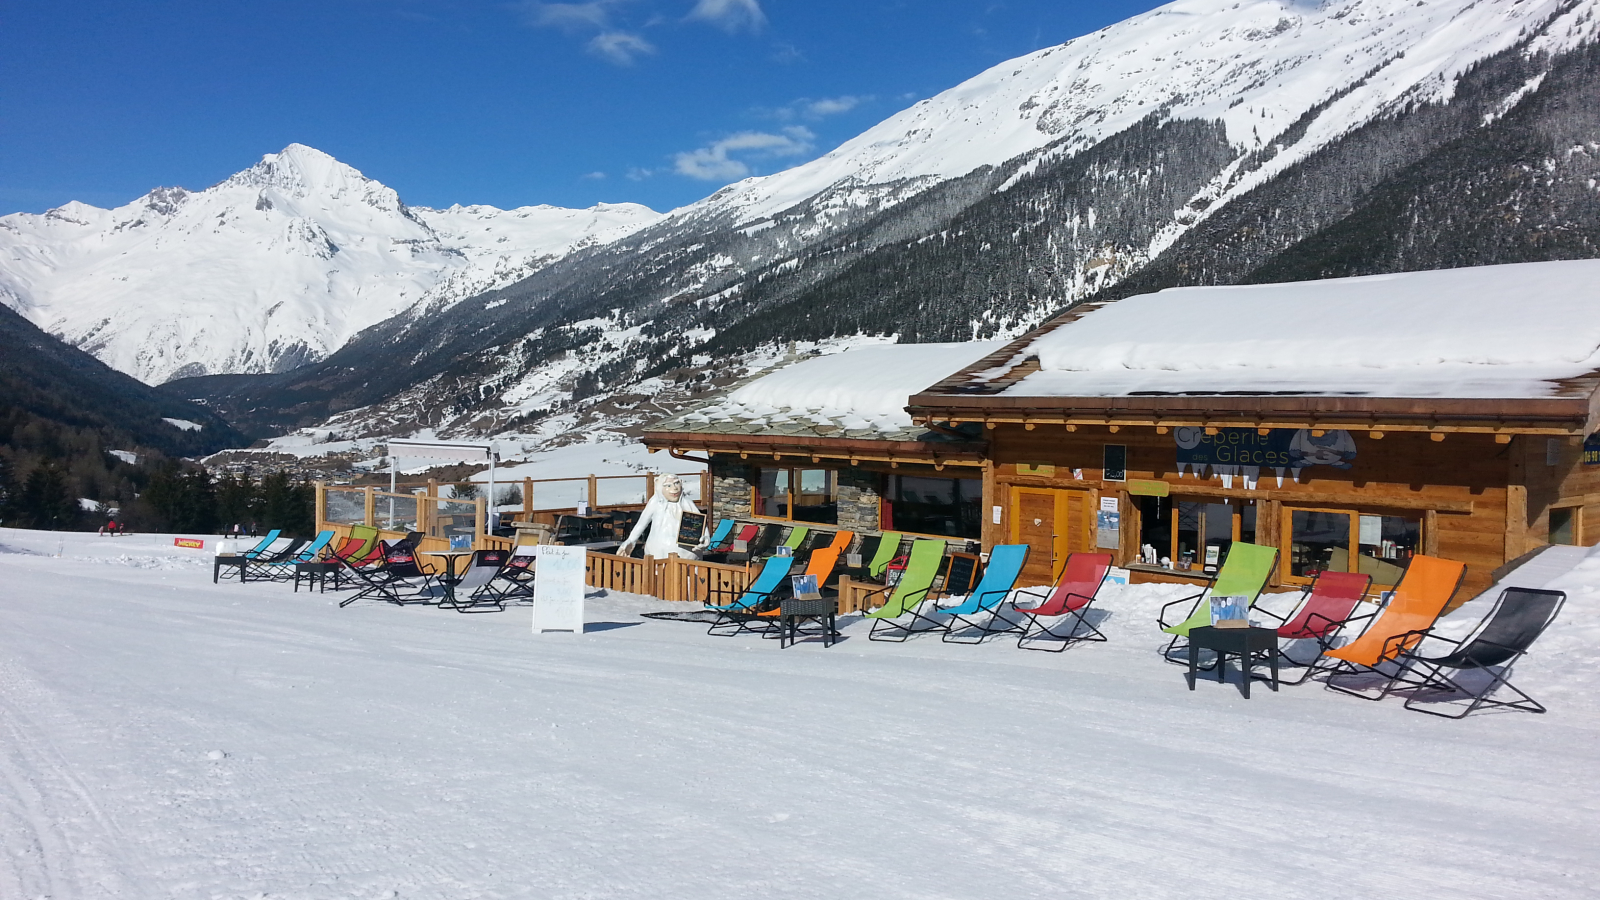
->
[1,1,1164,216]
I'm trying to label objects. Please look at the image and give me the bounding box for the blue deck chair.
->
[704,519,735,552]
[253,530,335,580]
[706,555,795,636]
[214,529,283,583]
[939,544,1030,644]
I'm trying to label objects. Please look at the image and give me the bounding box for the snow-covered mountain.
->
[0,144,661,384]
[679,0,1597,232]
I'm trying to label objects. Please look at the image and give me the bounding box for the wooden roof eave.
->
[639,430,988,466]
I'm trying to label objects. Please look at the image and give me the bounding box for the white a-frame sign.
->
[533,544,587,633]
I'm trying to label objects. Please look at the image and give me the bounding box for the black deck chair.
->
[339,535,434,607]
[442,548,513,613]
[833,533,884,585]
[243,537,307,580]
[744,524,783,561]
[1383,587,1567,719]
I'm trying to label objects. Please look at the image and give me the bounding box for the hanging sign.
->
[1584,433,1600,466]
[533,544,587,634]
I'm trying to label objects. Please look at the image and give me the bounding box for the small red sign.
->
[173,538,205,549]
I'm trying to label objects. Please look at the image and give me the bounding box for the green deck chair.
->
[1156,542,1279,664]
[782,526,810,554]
[865,539,948,642]
[867,531,905,580]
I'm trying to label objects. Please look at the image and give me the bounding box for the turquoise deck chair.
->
[704,519,735,552]
[940,544,1030,644]
[257,530,336,579]
[707,555,795,636]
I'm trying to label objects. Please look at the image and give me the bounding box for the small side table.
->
[779,598,839,648]
[214,554,249,584]
[1187,625,1279,698]
[294,560,344,593]
[423,551,474,605]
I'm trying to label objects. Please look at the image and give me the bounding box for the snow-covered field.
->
[3,528,1598,899]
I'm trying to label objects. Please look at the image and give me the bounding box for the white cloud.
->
[582,171,607,180]
[589,30,655,64]
[674,126,814,181]
[686,0,766,33]
[803,96,864,117]
[524,1,613,32]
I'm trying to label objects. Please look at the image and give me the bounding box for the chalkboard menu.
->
[677,512,707,547]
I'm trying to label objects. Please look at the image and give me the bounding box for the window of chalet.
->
[883,474,981,539]
[1550,505,1581,545]
[754,467,838,524]
[1284,507,1420,586]
[1134,496,1255,574]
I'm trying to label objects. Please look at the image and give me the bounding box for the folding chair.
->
[1387,587,1566,718]
[330,525,382,567]
[242,537,308,580]
[443,548,513,613]
[253,530,335,581]
[1321,555,1466,700]
[1251,570,1373,684]
[703,519,736,554]
[710,524,761,564]
[750,530,854,636]
[864,540,948,642]
[1015,552,1113,651]
[1156,543,1278,665]
[706,555,795,636]
[214,529,282,582]
[939,544,1030,644]
[745,524,784,561]
[339,536,436,607]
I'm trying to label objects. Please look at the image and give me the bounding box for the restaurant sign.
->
[1175,427,1356,485]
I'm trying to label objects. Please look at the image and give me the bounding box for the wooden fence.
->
[583,552,755,604]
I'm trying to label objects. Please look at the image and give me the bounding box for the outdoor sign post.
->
[533,544,586,634]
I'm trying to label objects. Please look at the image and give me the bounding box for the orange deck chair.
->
[754,530,854,630]
[1322,555,1467,700]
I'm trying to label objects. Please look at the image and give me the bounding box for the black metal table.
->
[423,551,473,605]
[779,598,839,648]
[294,560,345,592]
[1187,625,1279,698]
[214,554,249,584]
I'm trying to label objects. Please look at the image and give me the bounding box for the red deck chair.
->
[1252,570,1373,684]
[1014,552,1114,651]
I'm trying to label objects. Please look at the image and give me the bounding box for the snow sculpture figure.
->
[618,473,704,560]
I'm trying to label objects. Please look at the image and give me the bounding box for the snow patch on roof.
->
[1011,260,1600,399]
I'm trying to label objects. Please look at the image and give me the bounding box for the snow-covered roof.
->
[946,260,1600,403]
[653,341,1005,443]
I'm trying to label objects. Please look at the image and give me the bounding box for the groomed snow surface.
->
[3,528,1599,898]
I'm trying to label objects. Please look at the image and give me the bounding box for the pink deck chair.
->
[1255,570,1373,684]
[1014,552,1114,651]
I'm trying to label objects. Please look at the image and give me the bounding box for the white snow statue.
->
[618,473,705,560]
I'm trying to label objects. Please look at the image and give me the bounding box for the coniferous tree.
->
[19,462,76,530]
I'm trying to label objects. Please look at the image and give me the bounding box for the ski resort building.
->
[646,259,1600,599]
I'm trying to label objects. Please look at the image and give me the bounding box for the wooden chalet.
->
[908,260,1600,596]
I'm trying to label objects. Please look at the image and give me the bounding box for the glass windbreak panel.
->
[324,489,367,525]
[757,468,789,518]
[1135,495,1171,566]
[1355,513,1420,585]
[433,499,479,541]
[791,468,838,524]
[889,476,981,539]
[1290,510,1350,579]
[1550,506,1578,546]
[376,493,419,532]
[1175,501,1202,571]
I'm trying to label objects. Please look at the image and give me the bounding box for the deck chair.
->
[703,519,736,553]
[938,544,1030,644]
[1252,570,1373,684]
[215,530,283,581]
[330,525,382,567]
[781,526,810,554]
[1015,552,1114,651]
[253,530,335,581]
[1322,555,1467,700]
[339,535,435,607]
[244,537,308,579]
[749,531,855,635]
[864,540,948,642]
[706,555,795,636]
[482,544,538,604]
[1157,542,1279,664]
[443,548,513,613]
[1385,587,1566,718]
[705,523,758,563]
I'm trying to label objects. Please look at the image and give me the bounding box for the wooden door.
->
[1009,487,1091,586]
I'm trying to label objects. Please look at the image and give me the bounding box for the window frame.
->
[1278,504,1423,586]
[750,465,840,525]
